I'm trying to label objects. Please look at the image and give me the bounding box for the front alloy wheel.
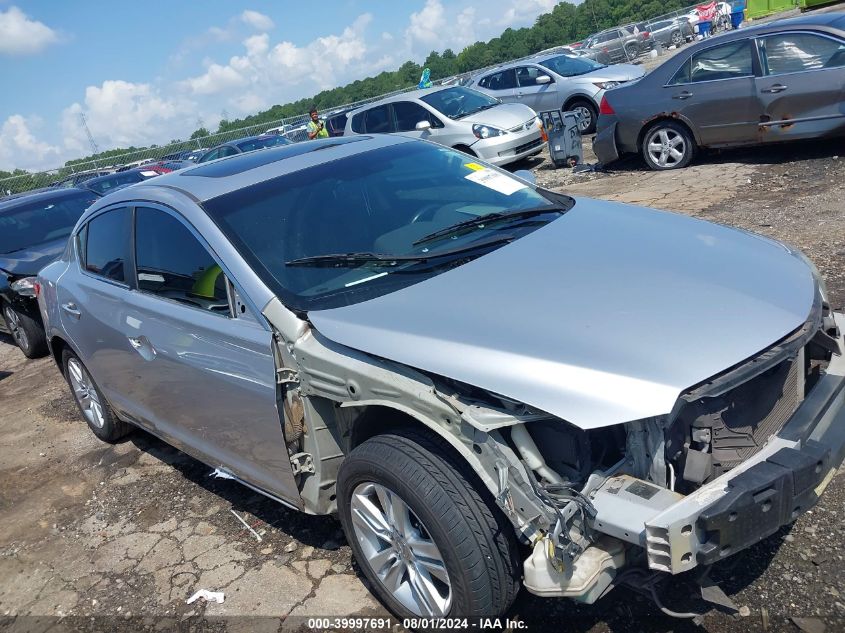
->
[2,302,47,358]
[350,482,451,616]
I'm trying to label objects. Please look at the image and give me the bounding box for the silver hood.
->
[582,63,646,82]
[309,199,816,429]
[461,103,538,128]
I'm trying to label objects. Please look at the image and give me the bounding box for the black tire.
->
[640,120,696,170]
[567,98,598,134]
[670,31,683,47]
[453,145,477,157]
[624,43,640,60]
[1,300,47,359]
[337,429,521,619]
[62,348,132,442]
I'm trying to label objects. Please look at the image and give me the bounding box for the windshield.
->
[237,136,291,152]
[420,87,500,119]
[203,142,571,311]
[539,54,605,77]
[0,191,96,254]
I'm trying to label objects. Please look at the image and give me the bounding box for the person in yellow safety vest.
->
[306,106,329,140]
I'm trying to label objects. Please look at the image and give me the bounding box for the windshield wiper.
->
[412,206,566,247]
[285,234,517,268]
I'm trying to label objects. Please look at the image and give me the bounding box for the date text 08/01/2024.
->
[306,617,529,630]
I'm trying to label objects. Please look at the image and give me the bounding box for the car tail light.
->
[641,31,650,38]
[599,95,615,115]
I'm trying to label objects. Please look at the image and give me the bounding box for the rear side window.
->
[479,69,517,90]
[760,33,845,74]
[135,207,230,315]
[219,145,240,157]
[84,208,129,283]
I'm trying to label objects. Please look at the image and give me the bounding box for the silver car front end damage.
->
[520,312,845,599]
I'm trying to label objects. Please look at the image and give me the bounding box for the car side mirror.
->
[513,169,536,185]
[536,75,552,85]
[415,120,432,132]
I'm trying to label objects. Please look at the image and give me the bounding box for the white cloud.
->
[498,0,558,27]
[60,80,198,154]
[183,14,374,99]
[0,115,62,171]
[241,10,274,32]
[404,1,480,59]
[0,6,59,56]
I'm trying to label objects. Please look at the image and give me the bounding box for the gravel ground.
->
[1,129,844,633]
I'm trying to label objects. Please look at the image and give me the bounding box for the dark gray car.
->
[580,26,655,64]
[644,18,694,48]
[37,136,845,620]
[594,13,845,169]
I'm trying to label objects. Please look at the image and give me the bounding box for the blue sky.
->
[0,0,558,171]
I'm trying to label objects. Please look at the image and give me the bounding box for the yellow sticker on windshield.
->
[464,162,485,171]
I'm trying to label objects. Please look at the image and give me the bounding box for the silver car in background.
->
[466,53,644,133]
[343,86,544,166]
[37,136,845,621]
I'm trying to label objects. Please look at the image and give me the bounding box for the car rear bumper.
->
[592,120,619,165]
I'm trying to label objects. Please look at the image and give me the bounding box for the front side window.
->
[688,40,753,82]
[393,101,441,132]
[760,33,845,75]
[479,69,517,90]
[363,106,392,133]
[134,207,230,314]
[218,146,240,157]
[84,208,129,283]
[516,66,553,87]
[198,149,219,163]
[203,142,572,311]
[0,191,97,254]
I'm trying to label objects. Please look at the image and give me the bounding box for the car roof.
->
[82,135,416,211]
[0,187,91,211]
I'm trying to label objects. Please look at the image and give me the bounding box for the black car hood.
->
[0,237,68,277]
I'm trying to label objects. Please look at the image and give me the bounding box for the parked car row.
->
[594,13,845,170]
[2,132,840,623]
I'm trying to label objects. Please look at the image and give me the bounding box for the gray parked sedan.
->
[344,86,544,166]
[467,54,644,133]
[594,13,845,170]
[38,136,845,620]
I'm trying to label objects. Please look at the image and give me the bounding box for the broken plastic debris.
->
[186,589,224,605]
[209,468,235,480]
[230,509,262,542]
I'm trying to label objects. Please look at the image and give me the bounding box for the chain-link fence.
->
[2,1,749,197]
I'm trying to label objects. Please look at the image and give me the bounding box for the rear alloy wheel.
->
[624,43,640,60]
[2,302,47,358]
[63,349,132,442]
[671,31,683,46]
[568,99,598,134]
[337,429,520,619]
[641,121,695,170]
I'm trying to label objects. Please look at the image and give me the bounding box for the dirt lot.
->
[2,131,845,632]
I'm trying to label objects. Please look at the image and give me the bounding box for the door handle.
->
[761,84,787,93]
[672,91,693,100]
[128,335,156,360]
[61,302,81,319]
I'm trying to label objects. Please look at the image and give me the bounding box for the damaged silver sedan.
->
[37,135,845,619]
